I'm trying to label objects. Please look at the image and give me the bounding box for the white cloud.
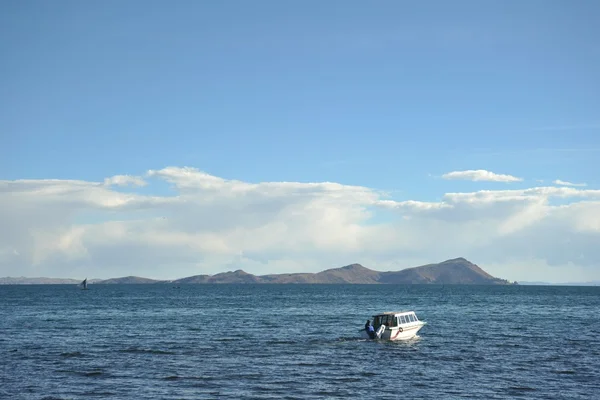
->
[1,166,599,283]
[553,179,587,187]
[104,174,147,187]
[442,169,523,183]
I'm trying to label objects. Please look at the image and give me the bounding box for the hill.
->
[256,258,511,285]
[1,258,515,285]
[518,280,600,286]
[95,276,164,284]
[169,258,512,285]
[260,263,381,284]
[378,258,512,285]
[172,270,262,284]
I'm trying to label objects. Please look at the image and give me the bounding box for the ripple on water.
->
[118,347,176,355]
[1,284,599,399]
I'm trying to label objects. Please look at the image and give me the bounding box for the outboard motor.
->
[375,325,386,339]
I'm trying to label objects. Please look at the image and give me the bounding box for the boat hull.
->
[360,322,426,341]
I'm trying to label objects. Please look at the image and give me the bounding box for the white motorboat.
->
[360,311,426,341]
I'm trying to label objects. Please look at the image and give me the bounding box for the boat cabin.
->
[361,310,426,341]
[372,311,420,330]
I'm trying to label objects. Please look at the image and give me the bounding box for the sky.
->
[1,1,599,283]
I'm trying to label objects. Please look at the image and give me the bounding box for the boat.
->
[80,278,88,290]
[360,311,426,341]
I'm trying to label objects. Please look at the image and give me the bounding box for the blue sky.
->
[1,1,599,282]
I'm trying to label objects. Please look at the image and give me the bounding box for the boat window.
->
[407,314,414,322]
[398,315,405,324]
[412,314,418,321]
[389,317,397,327]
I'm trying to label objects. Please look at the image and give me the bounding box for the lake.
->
[1,283,599,399]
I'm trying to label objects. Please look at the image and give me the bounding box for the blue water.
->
[1,284,599,399]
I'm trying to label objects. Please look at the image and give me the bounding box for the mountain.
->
[518,280,600,286]
[171,274,211,284]
[257,258,512,285]
[378,258,512,285]
[0,258,515,285]
[169,258,512,285]
[172,270,262,284]
[260,263,381,284]
[95,276,164,284]
[316,263,382,284]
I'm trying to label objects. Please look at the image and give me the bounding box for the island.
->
[0,258,517,285]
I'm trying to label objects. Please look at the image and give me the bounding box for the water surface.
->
[1,284,599,399]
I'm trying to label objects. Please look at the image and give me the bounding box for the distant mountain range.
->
[95,276,161,284]
[0,277,86,285]
[518,281,600,286]
[0,258,518,285]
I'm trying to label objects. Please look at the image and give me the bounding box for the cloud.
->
[553,179,587,187]
[1,166,599,283]
[104,175,147,187]
[441,169,523,183]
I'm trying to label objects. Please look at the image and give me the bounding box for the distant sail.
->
[81,278,88,290]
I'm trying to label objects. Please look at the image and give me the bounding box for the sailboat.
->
[80,278,89,290]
